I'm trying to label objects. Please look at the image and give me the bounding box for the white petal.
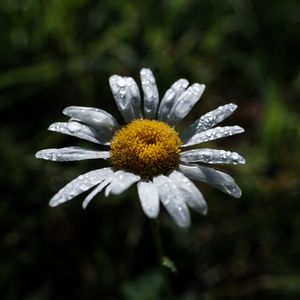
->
[157,78,189,122]
[140,68,159,119]
[169,170,207,214]
[153,175,191,228]
[137,180,160,218]
[82,176,114,209]
[105,171,140,196]
[109,75,141,123]
[63,106,120,141]
[49,168,114,207]
[35,147,110,162]
[104,170,122,197]
[180,103,238,142]
[179,164,242,198]
[180,149,246,165]
[167,83,205,126]
[48,121,102,144]
[182,125,244,147]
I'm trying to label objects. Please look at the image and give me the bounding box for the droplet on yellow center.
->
[110,119,182,178]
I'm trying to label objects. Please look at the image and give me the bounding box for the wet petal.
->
[180,149,246,165]
[167,83,205,126]
[158,79,189,122]
[105,171,140,196]
[179,164,242,198]
[49,168,114,207]
[82,175,114,209]
[182,125,244,147]
[140,68,159,119]
[63,106,120,141]
[180,103,238,142]
[35,147,110,161]
[48,121,101,144]
[169,170,207,214]
[137,180,160,218]
[153,175,191,228]
[109,75,141,123]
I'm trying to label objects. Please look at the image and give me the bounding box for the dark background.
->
[1,0,300,299]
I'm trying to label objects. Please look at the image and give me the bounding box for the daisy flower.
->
[36,68,245,228]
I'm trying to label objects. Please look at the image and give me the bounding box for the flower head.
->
[36,68,245,228]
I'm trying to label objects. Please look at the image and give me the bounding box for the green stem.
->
[150,220,173,299]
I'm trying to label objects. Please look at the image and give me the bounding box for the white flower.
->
[36,68,245,228]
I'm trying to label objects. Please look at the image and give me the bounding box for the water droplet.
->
[166,89,175,101]
[232,152,239,160]
[140,69,147,75]
[119,88,126,96]
[145,86,154,98]
[229,105,235,111]
[79,184,88,191]
[67,122,81,133]
[149,76,155,84]
[117,78,126,87]
[206,131,212,137]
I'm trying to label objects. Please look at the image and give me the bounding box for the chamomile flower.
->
[36,68,245,228]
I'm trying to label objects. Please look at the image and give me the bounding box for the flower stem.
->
[150,220,173,299]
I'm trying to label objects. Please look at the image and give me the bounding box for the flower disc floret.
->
[110,119,182,178]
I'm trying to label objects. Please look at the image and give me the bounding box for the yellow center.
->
[110,119,182,178]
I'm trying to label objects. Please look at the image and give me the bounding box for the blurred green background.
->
[1,0,300,299]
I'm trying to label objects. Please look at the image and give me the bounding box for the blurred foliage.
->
[1,0,300,299]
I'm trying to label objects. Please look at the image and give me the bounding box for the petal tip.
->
[48,124,56,131]
[82,201,88,209]
[140,67,152,74]
[193,83,206,91]
[146,212,159,219]
[49,200,58,207]
[178,222,191,229]
[232,188,242,198]
[35,151,42,159]
[237,126,245,133]
[109,74,119,84]
[202,206,208,215]
[62,107,72,116]
[104,186,111,197]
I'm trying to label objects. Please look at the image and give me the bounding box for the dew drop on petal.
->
[67,121,81,133]
[117,78,126,87]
